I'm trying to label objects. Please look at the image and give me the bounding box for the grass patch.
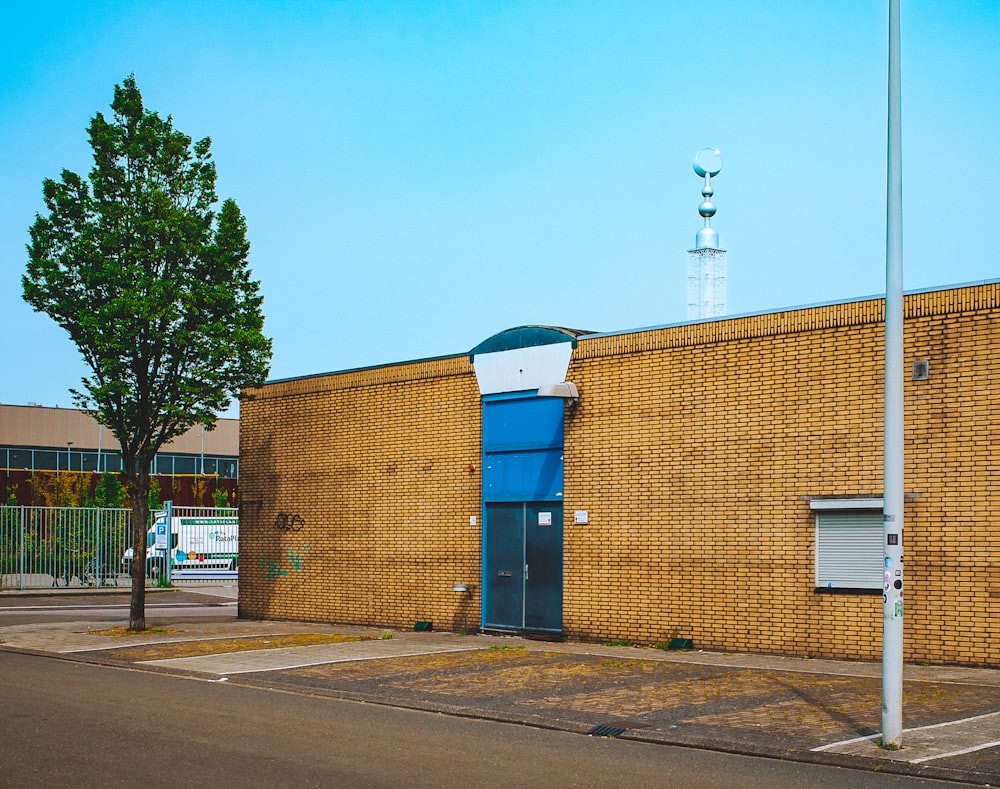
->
[98,632,369,661]
[603,658,657,669]
[88,627,176,637]
[489,644,525,651]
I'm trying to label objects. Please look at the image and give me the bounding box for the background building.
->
[0,404,239,506]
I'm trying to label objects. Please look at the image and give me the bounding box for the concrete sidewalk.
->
[2,591,999,786]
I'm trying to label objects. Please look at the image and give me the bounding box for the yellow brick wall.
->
[564,284,999,664]
[239,356,482,631]
[239,282,999,665]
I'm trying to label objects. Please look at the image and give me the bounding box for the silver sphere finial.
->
[693,148,723,178]
[693,148,722,249]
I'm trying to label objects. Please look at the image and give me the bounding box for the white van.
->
[122,512,239,579]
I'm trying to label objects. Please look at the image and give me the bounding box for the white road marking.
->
[911,740,1000,764]
[813,710,1000,763]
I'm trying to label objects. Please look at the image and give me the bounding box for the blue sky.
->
[2,1,998,416]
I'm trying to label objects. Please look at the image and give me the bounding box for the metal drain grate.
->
[588,725,628,738]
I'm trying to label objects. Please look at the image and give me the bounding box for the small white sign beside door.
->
[574,510,588,524]
[538,511,552,526]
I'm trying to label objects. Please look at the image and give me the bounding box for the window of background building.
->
[33,450,58,471]
[172,455,197,475]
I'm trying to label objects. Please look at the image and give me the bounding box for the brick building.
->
[239,280,999,666]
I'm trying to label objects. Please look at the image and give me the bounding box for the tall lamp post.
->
[882,0,905,750]
[66,441,74,473]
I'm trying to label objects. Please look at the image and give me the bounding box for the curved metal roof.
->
[469,325,594,359]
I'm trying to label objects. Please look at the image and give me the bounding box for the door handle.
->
[525,563,529,580]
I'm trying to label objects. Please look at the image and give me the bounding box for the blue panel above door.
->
[482,394,565,502]
[483,449,563,501]
[483,396,564,452]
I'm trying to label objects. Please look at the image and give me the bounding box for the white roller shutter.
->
[815,511,883,590]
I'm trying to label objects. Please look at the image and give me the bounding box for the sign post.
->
[163,500,173,585]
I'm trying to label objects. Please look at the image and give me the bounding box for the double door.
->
[484,502,562,633]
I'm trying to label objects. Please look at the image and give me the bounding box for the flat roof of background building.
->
[0,403,238,455]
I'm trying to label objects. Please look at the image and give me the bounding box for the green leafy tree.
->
[148,478,161,513]
[93,472,125,509]
[23,76,271,630]
[212,484,230,509]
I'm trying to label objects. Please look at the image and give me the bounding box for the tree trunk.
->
[126,464,151,631]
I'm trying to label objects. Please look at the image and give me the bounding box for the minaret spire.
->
[687,148,727,319]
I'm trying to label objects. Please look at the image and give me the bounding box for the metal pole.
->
[18,505,26,590]
[164,499,173,585]
[96,507,102,587]
[882,0,905,750]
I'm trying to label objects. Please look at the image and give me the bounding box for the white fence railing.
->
[0,504,239,590]
[0,506,131,589]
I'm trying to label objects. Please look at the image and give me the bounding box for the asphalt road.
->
[1,650,974,789]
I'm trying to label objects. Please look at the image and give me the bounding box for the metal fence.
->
[0,504,239,590]
[0,506,131,590]
[153,504,239,583]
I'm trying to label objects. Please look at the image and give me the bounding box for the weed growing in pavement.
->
[88,626,176,637]
[489,644,525,651]
[380,631,393,639]
[604,639,635,647]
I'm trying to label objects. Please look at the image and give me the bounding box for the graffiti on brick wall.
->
[274,512,305,531]
[286,545,309,571]
[260,544,310,578]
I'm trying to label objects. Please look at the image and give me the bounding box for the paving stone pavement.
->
[3,589,1000,786]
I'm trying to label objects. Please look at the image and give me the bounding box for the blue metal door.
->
[483,502,563,632]
[484,503,524,629]
[524,503,563,630]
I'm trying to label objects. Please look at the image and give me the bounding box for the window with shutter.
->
[810,499,884,591]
